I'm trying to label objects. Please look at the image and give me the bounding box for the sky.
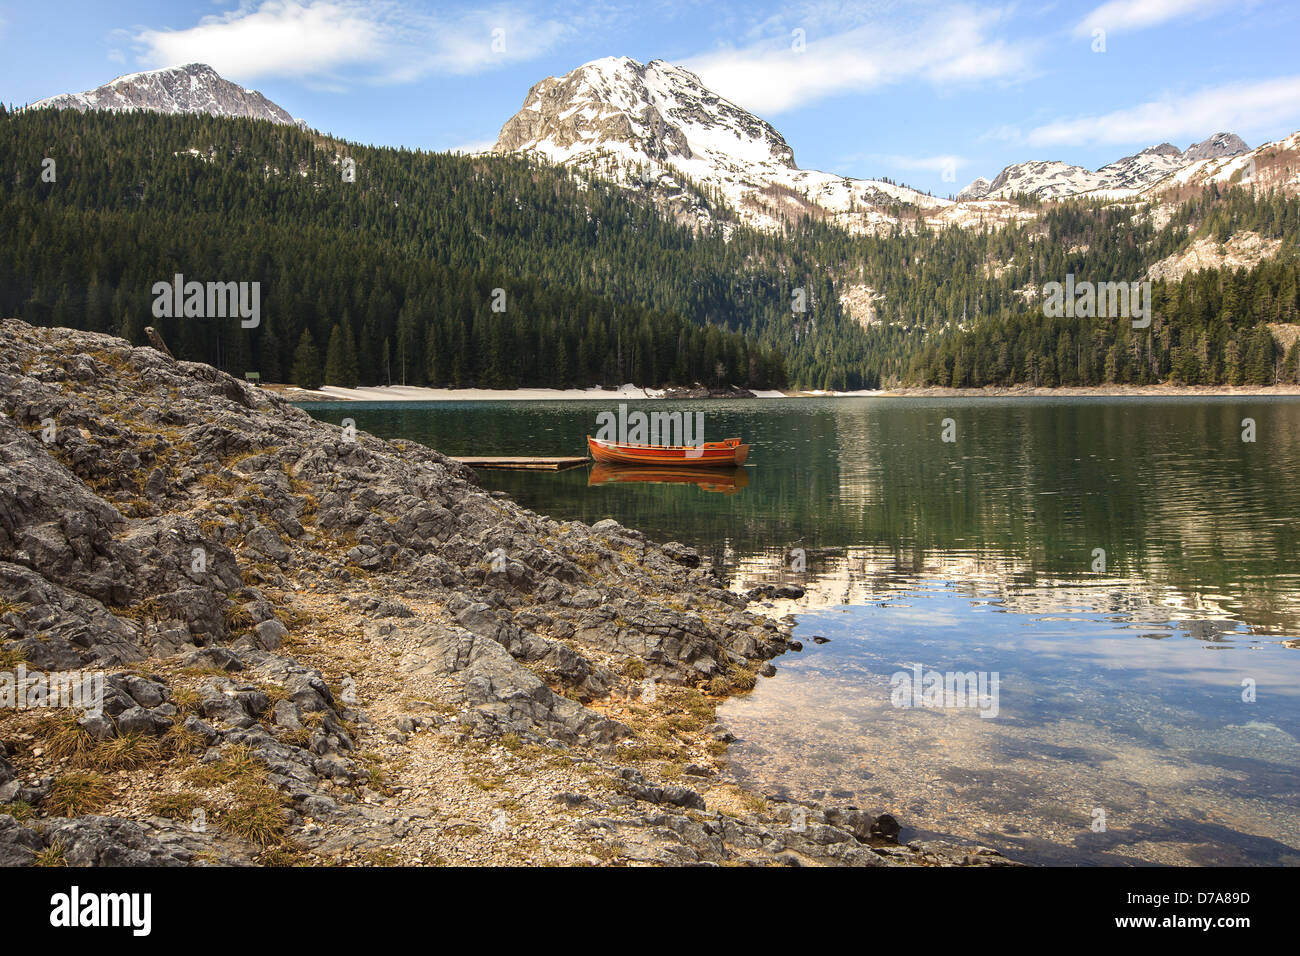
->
[3,0,1300,195]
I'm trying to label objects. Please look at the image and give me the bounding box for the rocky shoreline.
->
[0,319,1014,867]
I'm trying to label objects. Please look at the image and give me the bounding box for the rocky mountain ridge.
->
[958,134,1252,201]
[32,63,301,128]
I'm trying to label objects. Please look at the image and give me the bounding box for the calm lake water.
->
[302,397,1300,866]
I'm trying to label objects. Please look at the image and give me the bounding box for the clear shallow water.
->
[302,397,1300,865]
[720,584,1300,866]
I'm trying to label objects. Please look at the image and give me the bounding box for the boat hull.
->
[587,435,749,467]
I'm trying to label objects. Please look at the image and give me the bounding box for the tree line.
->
[911,255,1300,387]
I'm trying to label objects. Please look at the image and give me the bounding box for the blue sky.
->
[3,0,1300,195]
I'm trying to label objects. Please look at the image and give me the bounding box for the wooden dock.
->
[451,456,589,472]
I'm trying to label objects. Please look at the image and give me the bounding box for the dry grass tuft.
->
[217,779,289,847]
[45,771,112,816]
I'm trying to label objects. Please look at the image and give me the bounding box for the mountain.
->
[32,63,301,127]
[959,136,1250,201]
[492,56,969,235]
[1096,142,1190,191]
[962,159,1099,201]
[1183,132,1250,162]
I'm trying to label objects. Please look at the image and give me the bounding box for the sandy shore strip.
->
[273,382,1300,402]
[273,384,790,401]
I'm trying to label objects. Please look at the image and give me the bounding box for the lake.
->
[302,396,1300,866]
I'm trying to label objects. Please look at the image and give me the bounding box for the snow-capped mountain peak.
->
[497,56,795,172]
[33,63,301,127]
[494,55,953,234]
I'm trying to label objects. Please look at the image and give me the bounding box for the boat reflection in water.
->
[587,463,750,495]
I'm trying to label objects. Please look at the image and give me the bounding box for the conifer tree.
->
[292,328,323,390]
[324,323,350,386]
[258,322,284,383]
[342,323,360,388]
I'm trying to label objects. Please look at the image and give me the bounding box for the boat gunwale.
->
[586,435,743,452]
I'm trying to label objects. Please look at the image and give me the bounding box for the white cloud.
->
[834,151,966,186]
[446,139,496,155]
[1026,75,1300,147]
[132,0,567,86]
[978,123,1024,143]
[683,4,1037,115]
[1074,0,1239,37]
[856,152,968,173]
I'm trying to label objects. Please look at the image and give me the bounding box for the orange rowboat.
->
[586,435,749,467]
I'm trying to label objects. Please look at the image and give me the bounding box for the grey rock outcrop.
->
[0,318,1009,868]
[1183,132,1249,162]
